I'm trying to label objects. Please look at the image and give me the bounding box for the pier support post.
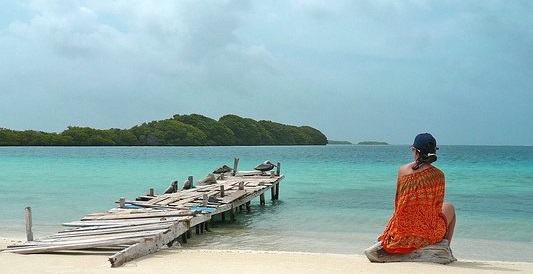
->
[188,176,194,188]
[260,193,265,205]
[276,162,281,176]
[119,197,126,208]
[239,181,244,190]
[202,194,208,207]
[230,206,236,222]
[220,185,225,197]
[246,201,251,212]
[269,182,279,200]
[25,207,33,241]
[232,158,239,176]
[149,188,154,196]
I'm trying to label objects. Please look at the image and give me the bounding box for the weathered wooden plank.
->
[81,209,194,221]
[144,195,173,205]
[51,223,175,238]
[4,237,146,254]
[157,195,187,206]
[23,229,169,245]
[166,197,198,207]
[116,200,187,210]
[63,217,184,227]
[219,190,248,204]
[235,170,263,176]
[60,219,180,233]
[108,214,209,267]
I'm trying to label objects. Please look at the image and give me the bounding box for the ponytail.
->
[412,154,437,170]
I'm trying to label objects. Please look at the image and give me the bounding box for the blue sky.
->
[0,1,531,145]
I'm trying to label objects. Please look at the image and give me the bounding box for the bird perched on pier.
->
[182,179,192,190]
[254,160,275,174]
[213,164,232,174]
[198,173,217,186]
[164,180,178,194]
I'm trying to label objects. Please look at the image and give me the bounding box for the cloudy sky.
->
[1,1,531,145]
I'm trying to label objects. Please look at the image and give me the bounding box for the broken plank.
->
[219,190,248,204]
[108,215,208,267]
[63,217,185,227]
[4,237,147,254]
[26,229,169,245]
[60,219,181,233]
[81,210,194,221]
[51,223,175,238]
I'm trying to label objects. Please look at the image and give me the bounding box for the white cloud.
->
[0,0,531,144]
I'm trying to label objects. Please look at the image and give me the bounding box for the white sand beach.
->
[1,238,532,274]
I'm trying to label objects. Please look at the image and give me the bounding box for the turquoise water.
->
[1,145,532,262]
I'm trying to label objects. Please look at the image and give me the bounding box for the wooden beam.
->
[108,214,210,267]
[25,207,33,241]
[5,237,146,254]
[81,209,194,221]
[232,158,239,176]
[260,193,265,205]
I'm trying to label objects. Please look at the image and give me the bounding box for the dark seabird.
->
[164,180,178,194]
[182,179,192,190]
[198,173,217,186]
[254,160,275,173]
[213,165,232,174]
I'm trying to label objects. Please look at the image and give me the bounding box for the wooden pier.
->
[2,159,284,267]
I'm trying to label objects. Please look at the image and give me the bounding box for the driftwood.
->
[364,239,456,264]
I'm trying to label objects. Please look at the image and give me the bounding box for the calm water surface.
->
[1,145,532,262]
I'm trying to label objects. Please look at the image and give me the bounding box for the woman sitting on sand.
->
[378,133,456,254]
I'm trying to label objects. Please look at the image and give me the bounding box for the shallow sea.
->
[1,145,532,262]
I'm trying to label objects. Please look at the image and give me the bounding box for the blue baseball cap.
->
[411,133,438,155]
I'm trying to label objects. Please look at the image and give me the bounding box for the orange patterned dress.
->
[378,165,447,254]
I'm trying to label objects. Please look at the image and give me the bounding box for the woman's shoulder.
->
[398,162,438,177]
[398,162,416,176]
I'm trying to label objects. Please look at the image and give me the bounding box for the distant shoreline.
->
[327,140,352,145]
[326,140,390,145]
[0,113,328,146]
[357,141,389,145]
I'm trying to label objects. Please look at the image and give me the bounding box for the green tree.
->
[131,119,207,146]
[62,127,116,145]
[173,114,236,145]
[0,113,328,146]
[258,120,297,145]
[110,129,139,146]
[0,128,21,145]
[218,115,273,145]
[298,126,328,145]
